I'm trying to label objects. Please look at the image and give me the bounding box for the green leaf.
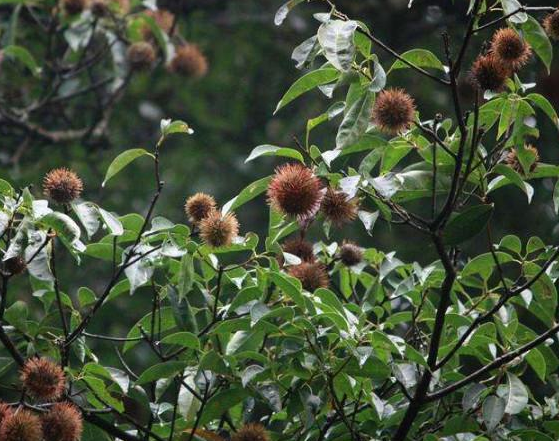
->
[497,99,514,139]
[84,243,122,263]
[389,49,445,71]
[461,252,513,280]
[274,68,339,113]
[40,212,83,253]
[526,93,559,129]
[292,35,320,69]
[160,332,200,350]
[502,0,528,24]
[245,145,304,163]
[522,16,552,73]
[177,254,194,301]
[482,395,505,432]
[499,235,522,255]
[554,180,559,215]
[4,301,28,332]
[369,58,387,92]
[526,348,546,382]
[504,373,528,414]
[222,176,271,213]
[82,376,124,412]
[199,387,249,425]
[229,286,262,312]
[269,271,305,309]
[0,179,14,197]
[136,361,187,385]
[443,204,494,246]
[462,383,487,411]
[168,286,198,334]
[317,20,358,71]
[336,90,374,150]
[274,0,305,26]
[78,287,97,307]
[3,45,41,76]
[160,119,194,137]
[124,307,176,352]
[72,202,100,238]
[102,149,154,187]
[98,208,124,236]
[491,164,532,203]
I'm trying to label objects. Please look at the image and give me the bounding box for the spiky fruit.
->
[0,402,13,428]
[339,242,363,267]
[90,0,109,16]
[169,45,209,78]
[127,42,156,71]
[43,168,83,204]
[62,0,86,15]
[21,357,65,401]
[232,423,270,441]
[470,55,509,92]
[321,187,358,226]
[490,28,531,71]
[41,402,83,441]
[505,145,539,174]
[544,10,559,40]
[267,163,323,218]
[372,88,416,135]
[185,193,217,224]
[199,210,239,248]
[3,256,26,276]
[281,237,315,263]
[143,9,175,36]
[288,262,329,292]
[0,409,43,441]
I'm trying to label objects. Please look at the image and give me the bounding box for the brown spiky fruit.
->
[43,168,83,204]
[339,242,363,267]
[127,42,156,71]
[199,210,239,248]
[544,10,559,40]
[232,423,270,441]
[372,88,416,135]
[61,0,86,15]
[3,256,26,276]
[288,262,329,292]
[143,9,175,36]
[169,45,209,79]
[321,187,359,226]
[184,193,217,224]
[281,237,315,263]
[21,358,65,401]
[0,402,13,427]
[90,0,109,16]
[41,402,83,441]
[490,28,531,71]
[505,145,539,174]
[0,409,43,441]
[267,163,323,218]
[470,55,509,92]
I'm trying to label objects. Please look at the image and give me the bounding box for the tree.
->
[2,1,559,440]
[0,0,207,161]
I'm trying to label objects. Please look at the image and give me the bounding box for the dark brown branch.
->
[428,322,559,401]
[355,28,450,86]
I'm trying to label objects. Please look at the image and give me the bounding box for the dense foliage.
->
[3,1,559,440]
